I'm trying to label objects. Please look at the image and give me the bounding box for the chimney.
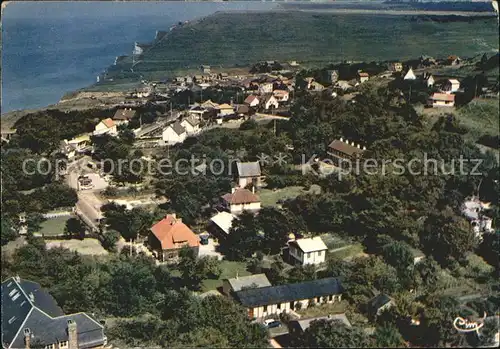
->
[29,293,34,303]
[23,328,31,349]
[357,144,360,149]
[236,271,239,279]
[231,187,237,194]
[363,146,367,151]
[68,320,78,349]
[15,275,21,283]
[351,141,355,146]
[340,137,343,142]
[252,186,255,194]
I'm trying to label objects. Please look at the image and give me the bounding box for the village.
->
[2,52,499,349]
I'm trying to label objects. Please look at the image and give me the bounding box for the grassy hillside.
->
[103,11,498,82]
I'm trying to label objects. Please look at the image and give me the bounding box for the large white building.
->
[288,237,328,266]
[161,121,187,145]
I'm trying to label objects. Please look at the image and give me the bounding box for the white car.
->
[263,319,277,327]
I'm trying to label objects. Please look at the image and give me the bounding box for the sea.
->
[1,1,277,114]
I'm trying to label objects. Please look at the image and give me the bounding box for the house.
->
[66,135,90,152]
[424,73,435,87]
[447,55,461,66]
[235,104,251,117]
[180,116,201,135]
[148,214,200,263]
[410,248,426,265]
[327,137,366,167]
[188,104,208,119]
[272,89,289,103]
[335,80,352,91]
[200,65,211,74]
[327,70,339,84]
[222,274,272,296]
[218,103,235,117]
[232,277,344,319]
[236,161,262,188]
[93,118,117,136]
[388,62,403,72]
[288,237,328,266]
[288,314,351,335]
[462,197,494,239]
[262,94,279,110]
[161,121,187,145]
[357,72,369,83]
[222,187,261,215]
[309,81,325,91]
[201,99,220,110]
[258,83,274,95]
[58,140,77,160]
[368,294,394,317]
[442,79,460,93]
[208,211,237,238]
[1,276,107,349]
[428,93,455,107]
[304,77,315,89]
[112,108,136,125]
[244,95,260,107]
[403,67,416,80]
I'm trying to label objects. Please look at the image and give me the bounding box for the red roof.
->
[430,93,455,102]
[222,188,260,205]
[358,72,369,77]
[150,215,199,250]
[101,118,115,128]
[244,95,259,104]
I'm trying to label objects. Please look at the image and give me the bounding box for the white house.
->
[425,73,435,87]
[442,79,460,93]
[67,134,91,151]
[218,103,234,116]
[180,116,201,135]
[244,95,260,107]
[273,89,289,103]
[262,95,279,110]
[428,93,455,107]
[236,161,262,188]
[258,82,274,95]
[233,277,344,319]
[93,118,117,136]
[288,237,328,266]
[357,72,369,83]
[462,197,494,239]
[403,67,416,80]
[161,121,187,145]
[221,187,261,215]
[222,274,271,296]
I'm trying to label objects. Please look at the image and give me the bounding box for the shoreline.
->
[2,8,497,120]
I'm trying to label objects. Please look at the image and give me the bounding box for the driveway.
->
[198,238,223,260]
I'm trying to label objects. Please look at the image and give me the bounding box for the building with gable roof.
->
[112,108,136,125]
[93,118,117,136]
[222,274,272,296]
[327,137,366,168]
[288,237,328,266]
[161,121,187,145]
[236,161,262,188]
[180,116,201,135]
[148,214,200,262]
[221,187,261,215]
[1,276,106,349]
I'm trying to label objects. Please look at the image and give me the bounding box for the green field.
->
[260,184,321,207]
[103,11,498,83]
[36,216,73,236]
[201,260,250,292]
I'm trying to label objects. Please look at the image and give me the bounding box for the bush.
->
[239,119,258,130]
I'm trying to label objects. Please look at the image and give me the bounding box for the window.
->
[317,251,322,256]
[277,303,281,310]
[307,252,311,258]
[263,305,268,313]
[45,344,55,349]
[59,341,68,348]
[329,295,333,301]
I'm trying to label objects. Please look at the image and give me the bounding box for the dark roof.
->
[236,161,261,178]
[368,294,391,311]
[1,277,105,349]
[235,104,250,115]
[233,277,343,308]
[328,139,365,156]
[289,314,351,332]
[170,121,186,136]
[113,108,136,120]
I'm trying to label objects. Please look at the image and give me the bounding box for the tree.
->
[421,209,477,267]
[295,319,371,348]
[1,216,18,246]
[101,229,121,252]
[373,323,405,348]
[64,217,86,239]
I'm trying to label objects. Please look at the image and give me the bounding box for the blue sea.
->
[1,1,276,114]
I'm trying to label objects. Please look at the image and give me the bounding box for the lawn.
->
[259,185,321,207]
[45,238,109,256]
[329,243,365,261]
[36,216,74,236]
[296,300,349,318]
[201,260,251,292]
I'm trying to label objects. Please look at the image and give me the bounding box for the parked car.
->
[263,319,281,328]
